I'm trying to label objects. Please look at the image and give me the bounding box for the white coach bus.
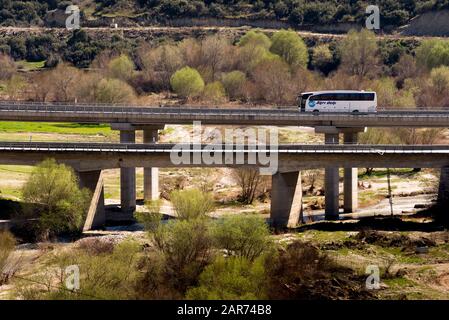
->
[298,90,377,113]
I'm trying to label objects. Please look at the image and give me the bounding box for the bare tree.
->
[232,168,263,204]
[303,169,323,194]
[200,36,233,81]
[251,59,295,105]
[339,29,380,80]
[28,63,81,102]
[139,44,184,90]
[0,54,16,80]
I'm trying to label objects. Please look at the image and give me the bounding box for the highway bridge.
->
[1,100,449,229]
[0,142,448,170]
[2,101,449,127]
[0,141,448,230]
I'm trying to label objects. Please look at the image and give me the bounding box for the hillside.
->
[1,0,449,34]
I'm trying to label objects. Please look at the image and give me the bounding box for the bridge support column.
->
[343,132,358,213]
[270,171,302,228]
[324,133,340,220]
[120,130,136,213]
[77,170,105,230]
[143,128,160,202]
[438,166,449,209]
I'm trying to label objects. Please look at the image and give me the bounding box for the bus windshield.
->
[299,93,312,111]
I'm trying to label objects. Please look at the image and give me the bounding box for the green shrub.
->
[152,218,213,292]
[0,231,15,285]
[170,189,214,220]
[202,81,226,103]
[108,54,135,81]
[211,215,271,261]
[311,44,335,74]
[15,240,141,300]
[430,65,449,95]
[170,67,205,98]
[93,78,136,103]
[416,39,449,70]
[186,256,267,300]
[269,30,308,69]
[237,30,271,49]
[21,159,91,238]
[221,71,246,99]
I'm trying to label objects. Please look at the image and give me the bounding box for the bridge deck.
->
[0,142,448,153]
[1,101,449,127]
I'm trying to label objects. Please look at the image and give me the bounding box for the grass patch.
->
[0,165,33,174]
[383,276,416,288]
[379,247,425,264]
[0,187,22,199]
[359,190,385,207]
[428,244,449,260]
[297,230,349,243]
[16,60,46,71]
[0,122,112,136]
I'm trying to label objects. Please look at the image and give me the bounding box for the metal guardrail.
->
[0,142,448,153]
[1,100,449,116]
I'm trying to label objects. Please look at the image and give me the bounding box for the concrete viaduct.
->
[1,101,449,229]
[1,142,449,230]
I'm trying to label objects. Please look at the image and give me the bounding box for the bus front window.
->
[299,94,311,112]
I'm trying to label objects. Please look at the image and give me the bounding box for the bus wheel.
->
[352,110,359,113]
[313,110,319,114]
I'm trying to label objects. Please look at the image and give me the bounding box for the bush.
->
[221,71,246,100]
[0,231,15,285]
[251,58,295,105]
[237,30,271,49]
[339,29,379,78]
[265,241,371,299]
[0,53,16,80]
[15,240,141,300]
[211,215,271,261]
[311,44,335,74]
[152,219,213,293]
[269,30,308,69]
[416,39,449,70]
[186,256,267,300]
[76,237,115,256]
[169,189,214,220]
[108,54,135,81]
[139,44,184,90]
[430,66,449,95]
[202,81,226,103]
[92,78,136,103]
[170,66,205,98]
[21,159,91,238]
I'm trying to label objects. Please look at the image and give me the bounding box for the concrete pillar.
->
[270,171,303,228]
[324,133,340,220]
[343,132,358,213]
[438,166,449,209]
[77,170,105,230]
[143,128,159,201]
[120,130,136,213]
